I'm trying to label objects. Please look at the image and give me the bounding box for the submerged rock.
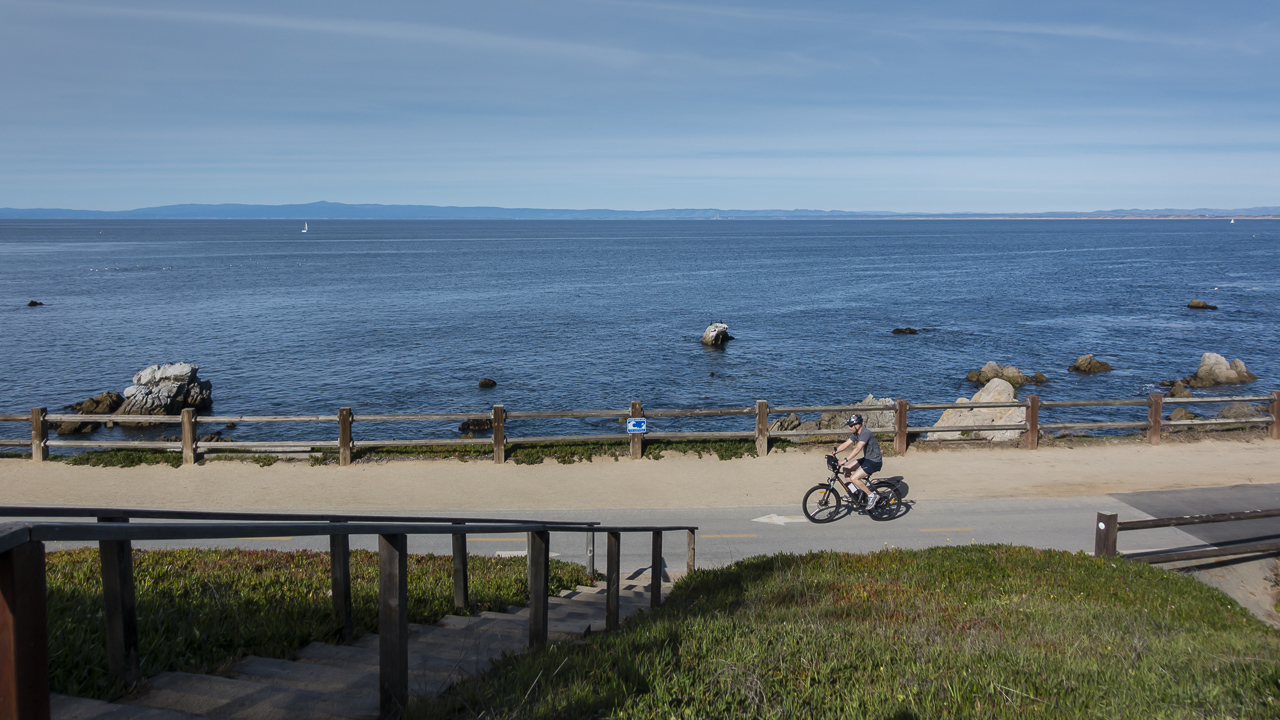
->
[700,323,733,346]
[891,327,918,335]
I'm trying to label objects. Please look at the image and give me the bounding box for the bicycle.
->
[802,453,903,523]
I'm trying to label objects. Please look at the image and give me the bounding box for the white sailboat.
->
[302,222,308,233]
[1229,218,1235,224]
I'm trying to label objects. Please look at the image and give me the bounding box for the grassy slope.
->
[47,549,595,700]
[420,546,1280,719]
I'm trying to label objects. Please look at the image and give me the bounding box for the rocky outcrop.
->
[701,323,733,346]
[766,394,896,435]
[891,327,918,335]
[478,378,497,389]
[1176,353,1258,388]
[57,391,124,435]
[1217,403,1264,420]
[27,300,42,307]
[1165,381,1192,398]
[1068,354,1112,373]
[927,379,1025,442]
[1169,407,1197,421]
[965,362,1044,387]
[1187,299,1218,310]
[459,418,493,433]
[115,363,213,418]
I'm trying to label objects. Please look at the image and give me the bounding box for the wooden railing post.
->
[1024,395,1040,450]
[451,523,468,612]
[30,407,47,462]
[893,399,908,454]
[1147,393,1163,445]
[330,526,353,644]
[585,531,595,578]
[0,539,48,720]
[1095,513,1118,557]
[629,401,643,459]
[180,408,196,465]
[687,528,696,575]
[338,407,353,466]
[606,531,620,631]
[378,534,408,720]
[492,405,506,464]
[528,530,550,648]
[98,517,140,689]
[1270,390,1280,441]
[754,400,769,457]
[650,531,663,608]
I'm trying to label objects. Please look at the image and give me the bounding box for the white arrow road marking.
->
[495,550,561,558]
[751,514,808,525]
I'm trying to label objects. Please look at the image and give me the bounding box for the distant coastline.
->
[1,201,1278,221]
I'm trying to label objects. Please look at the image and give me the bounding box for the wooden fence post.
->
[585,532,595,578]
[1147,393,1163,445]
[98,517,140,689]
[528,530,550,648]
[1270,390,1279,441]
[1095,513,1118,557]
[0,539,48,720]
[30,407,47,463]
[330,528,353,644]
[606,531,620,631]
[754,400,769,457]
[894,399,908,454]
[1024,395,1040,450]
[492,405,505,465]
[451,523,468,612]
[338,407,353,466]
[378,534,408,720]
[650,531,663,609]
[629,401,643,459]
[181,408,196,465]
[687,528,696,575]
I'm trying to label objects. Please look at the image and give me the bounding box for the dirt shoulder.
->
[1,436,1277,513]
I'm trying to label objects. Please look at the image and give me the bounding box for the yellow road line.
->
[702,534,758,538]
[919,528,973,533]
[472,538,525,542]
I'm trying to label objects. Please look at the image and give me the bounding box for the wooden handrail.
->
[1094,507,1280,563]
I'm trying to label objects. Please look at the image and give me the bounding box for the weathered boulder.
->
[891,327,918,335]
[700,323,734,346]
[459,418,493,433]
[1182,353,1257,388]
[1216,403,1263,420]
[768,413,802,432]
[1169,407,1197,421]
[478,378,497,389]
[965,361,1040,386]
[57,391,124,435]
[1165,381,1192,398]
[1068,354,1112,373]
[115,363,213,419]
[927,378,1025,442]
[1187,299,1217,310]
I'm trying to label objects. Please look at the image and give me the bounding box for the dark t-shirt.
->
[852,426,883,464]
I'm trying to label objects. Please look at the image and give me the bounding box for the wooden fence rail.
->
[1094,508,1280,564]
[4,391,1277,467]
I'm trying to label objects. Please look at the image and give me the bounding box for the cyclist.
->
[834,413,883,510]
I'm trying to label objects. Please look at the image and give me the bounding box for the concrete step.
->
[53,694,201,720]
[227,656,376,699]
[121,672,377,720]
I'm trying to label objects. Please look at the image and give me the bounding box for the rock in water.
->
[965,361,1035,386]
[1216,403,1260,420]
[891,327,918,334]
[478,378,497,388]
[1068,354,1112,373]
[927,379,1025,442]
[767,413,802,432]
[1169,407,1197,421]
[115,363,213,418]
[57,391,125,434]
[1184,353,1258,388]
[701,323,733,346]
[459,418,494,433]
[1165,381,1192,398]
[1187,299,1218,310]
[26,300,43,306]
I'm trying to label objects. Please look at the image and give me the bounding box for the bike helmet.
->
[846,413,864,427]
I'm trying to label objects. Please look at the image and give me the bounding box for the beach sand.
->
[1,437,1277,513]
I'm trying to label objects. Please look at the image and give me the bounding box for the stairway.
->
[51,578,671,720]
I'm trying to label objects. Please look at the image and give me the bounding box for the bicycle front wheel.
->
[803,483,844,523]
[866,481,903,521]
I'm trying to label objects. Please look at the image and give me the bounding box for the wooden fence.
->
[1094,507,1280,564]
[2,391,1277,466]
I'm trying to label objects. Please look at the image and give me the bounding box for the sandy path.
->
[1,438,1277,513]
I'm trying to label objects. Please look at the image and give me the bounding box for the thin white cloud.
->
[926,19,1210,49]
[13,1,647,68]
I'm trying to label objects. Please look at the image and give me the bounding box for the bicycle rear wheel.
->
[803,483,844,523]
[866,481,903,521]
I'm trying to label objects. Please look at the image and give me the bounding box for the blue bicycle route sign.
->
[626,418,647,434]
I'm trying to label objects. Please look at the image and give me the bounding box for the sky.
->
[1,0,1277,212]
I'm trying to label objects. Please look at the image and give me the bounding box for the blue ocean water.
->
[1,219,1276,442]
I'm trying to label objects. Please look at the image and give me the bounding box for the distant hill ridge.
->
[1,200,1277,220]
